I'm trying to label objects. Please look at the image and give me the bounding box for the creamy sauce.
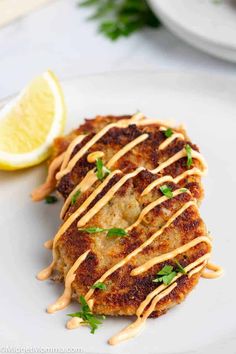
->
[60,133,149,219]
[67,317,84,329]
[108,283,177,345]
[60,169,97,219]
[174,167,205,183]
[106,134,149,169]
[188,261,207,278]
[56,171,120,244]
[37,115,222,345]
[151,148,208,175]
[38,170,121,280]
[59,135,86,173]
[87,299,94,310]
[202,262,224,278]
[142,282,177,320]
[87,151,104,163]
[131,235,212,276]
[56,113,144,180]
[108,317,146,346]
[66,299,94,329]
[62,146,205,231]
[141,175,174,196]
[85,200,197,302]
[136,253,210,317]
[159,132,184,151]
[127,188,191,232]
[130,112,145,122]
[55,115,175,183]
[109,253,211,345]
[37,261,55,281]
[44,239,53,250]
[141,167,204,196]
[136,119,175,128]
[31,152,65,201]
[47,250,90,313]
[77,167,145,228]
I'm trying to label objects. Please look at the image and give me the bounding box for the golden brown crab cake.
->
[52,115,131,158]
[55,115,204,204]
[54,169,210,317]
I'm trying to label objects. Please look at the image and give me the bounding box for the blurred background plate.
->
[148,0,236,62]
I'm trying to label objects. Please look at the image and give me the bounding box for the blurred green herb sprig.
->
[78,0,161,40]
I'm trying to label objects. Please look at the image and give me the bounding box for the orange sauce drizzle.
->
[47,250,90,313]
[87,151,104,163]
[60,133,149,219]
[202,262,224,278]
[31,152,65,201]
[36,115,222,345]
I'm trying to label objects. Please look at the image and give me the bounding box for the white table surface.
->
[0,0,235,98]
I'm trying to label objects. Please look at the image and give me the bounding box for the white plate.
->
[0,71,236,353]
[148,0,236,62]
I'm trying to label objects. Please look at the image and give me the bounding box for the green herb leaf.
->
[67,295,105,334]
[79,226,128,238]
[157,264,173,275]
[78,0,161,41]
[95,158,110,181]
[80,294,90,313]
[153,262,187,285]
[106,228,128,238]
[164,128,173,138]
[185,144,193,168]
[95,158,104,180]
[79,227,106,234]
[71,189,81,205]
[153,264,177,285]
[161,272,177,285]
[174,260,186,274]
[103,165,111,176]
[92,282,107,290]
[45,195,58,204]
[160,185,173,198]
[179,188,188,193]
[153,271,177,285]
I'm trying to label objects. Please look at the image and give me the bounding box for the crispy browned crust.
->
[52,115,209,317]
[55,115,203,202]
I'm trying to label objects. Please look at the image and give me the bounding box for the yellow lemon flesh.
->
[0,70,66,170]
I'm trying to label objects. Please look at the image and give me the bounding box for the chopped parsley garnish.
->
[185,144,193,168]
[67,296,105,334]
[153,260,186,285]
[79,227,127,238]
[174,260,186,274]
[79,227,105,234]
[153,265,176,285]
[160,185,173,198]
[95,158,104,180]
[71,189,81,205]
[179,188,188,193]
[106,228,127,237]
[95,158,110,181]
[92,282,107,290]
[164,128,173,138]
[45,195,58,204]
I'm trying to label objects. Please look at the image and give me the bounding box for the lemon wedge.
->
[0,70,66,170]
